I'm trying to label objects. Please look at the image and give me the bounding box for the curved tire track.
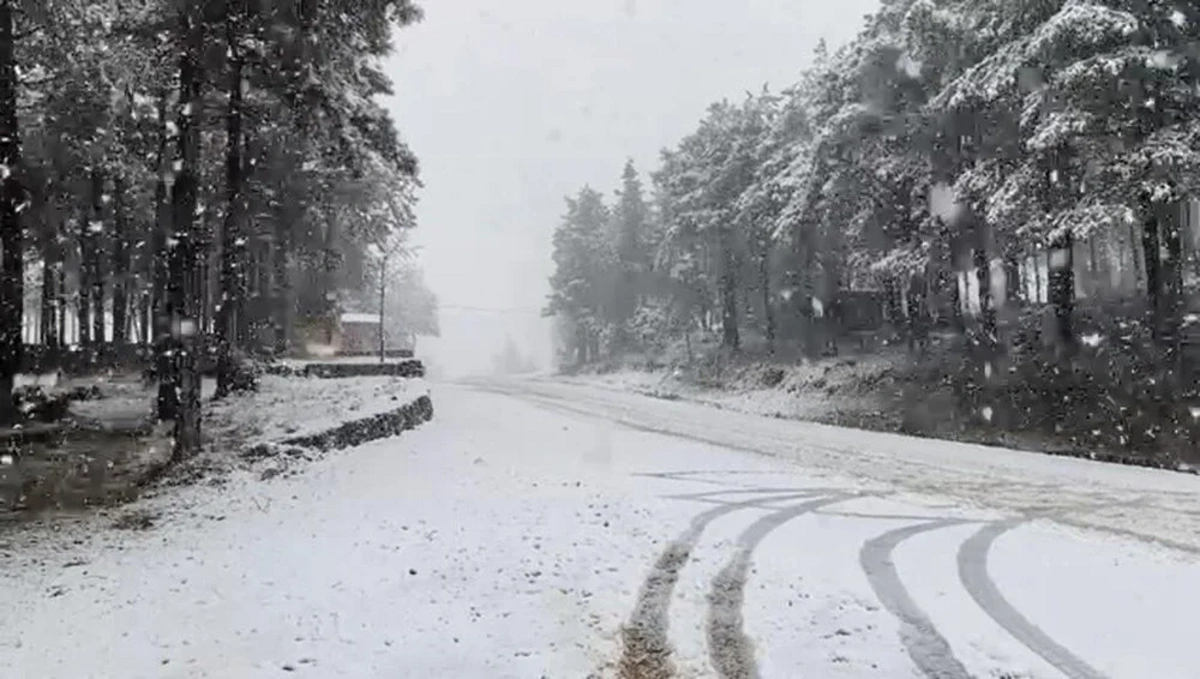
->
[958,522,1107,679]
[618,490,833,679]
[860,520,973,679]
[705,495,851,679]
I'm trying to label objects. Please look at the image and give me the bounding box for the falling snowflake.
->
[980,406,994,423]
[1081,333,1104,347]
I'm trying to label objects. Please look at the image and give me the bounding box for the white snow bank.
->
[205,374,429,450]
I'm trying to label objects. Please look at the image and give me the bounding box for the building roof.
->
[340,312,381,325]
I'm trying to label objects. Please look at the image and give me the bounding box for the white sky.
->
[383,0,880,377]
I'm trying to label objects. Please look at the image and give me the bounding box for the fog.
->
[382,0,879,378]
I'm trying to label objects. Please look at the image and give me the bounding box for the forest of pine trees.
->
[547,0,1200,393]
[0,0,426,457]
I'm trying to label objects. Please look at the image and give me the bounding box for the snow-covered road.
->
[2,379,1198,678]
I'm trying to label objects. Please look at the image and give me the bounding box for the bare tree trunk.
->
[152,90,176,418]
[40,220,58,349]
[272,211,292,355]
[1004,256,1021,306]
[322,217,338,345]
[217,4,248,397]
[947,266,964,334]
[88,170,106,345]
[165,5,205,458]
[1142,201,1163,344]
[1161,200,1185,373]
[0,0,21,423]
[56,265,66,346]
[759,247,775,353]
[719,226,739,351]
[112,175,130,344]
[973,242,998,354]
[1049,233,1075,351]
[77,209,91,346]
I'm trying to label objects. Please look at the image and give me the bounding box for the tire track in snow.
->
[958,522,1107,679]
[705,494,853,679]
[618,490,835,679]
[859,519,973,679]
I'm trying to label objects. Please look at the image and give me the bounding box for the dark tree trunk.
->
[719,226,739,351]
[40,222,58,349]
[56,265,66,347]
[908,274,930,354]
[322,215,337,346]
[272,210,291,355]
[1161,201,1185,371]
[77,255,90,345]
[973,244,997,354]
[1048,233,1075,350]
[758,247,775,353]
[269,0,318,356]
[111,175,130,344]
[1004,256,1022,306]
[88,170,105,345]
[0,0,21,423]
[217,6,247,398]
[40,261,54,347]
[153,91,175,419]
[884,277,904,341]
[1142,203,1163,343]
[138,288,151,345]
[165,6,205,458]
[947,267,964,334]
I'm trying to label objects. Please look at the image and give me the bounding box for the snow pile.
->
[561,353,909,427]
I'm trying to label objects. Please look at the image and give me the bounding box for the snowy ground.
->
[1,377,1198,678]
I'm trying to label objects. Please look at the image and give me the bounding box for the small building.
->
[339,312,384,354]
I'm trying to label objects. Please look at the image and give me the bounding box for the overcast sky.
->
[383,0,879,376]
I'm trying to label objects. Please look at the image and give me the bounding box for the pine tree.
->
[610,160,650,346]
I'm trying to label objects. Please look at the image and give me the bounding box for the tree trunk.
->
[1142,203,1163,343]
[909,274,930,354]
[884,277,904,342]
[1004,256,1021,306]
[719,226,739,351]
[152,90,176,419]
[0,0,21,424]
[165,5,205,458]
[138,288,151,344]
[40,221,58,349]
[973,244,998,354]
[88,170,105,345]
[217,8,247,398]
[1048,233,1075,351]
[269,0,317,356]
[322,214,337,346]
[272,210,292,355]
[56,265,66,346]
[759,247,775,353]
[77,208,92,346]
[1161,200,1185,372]
[111,175,130,345]
[947,267,964,334]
